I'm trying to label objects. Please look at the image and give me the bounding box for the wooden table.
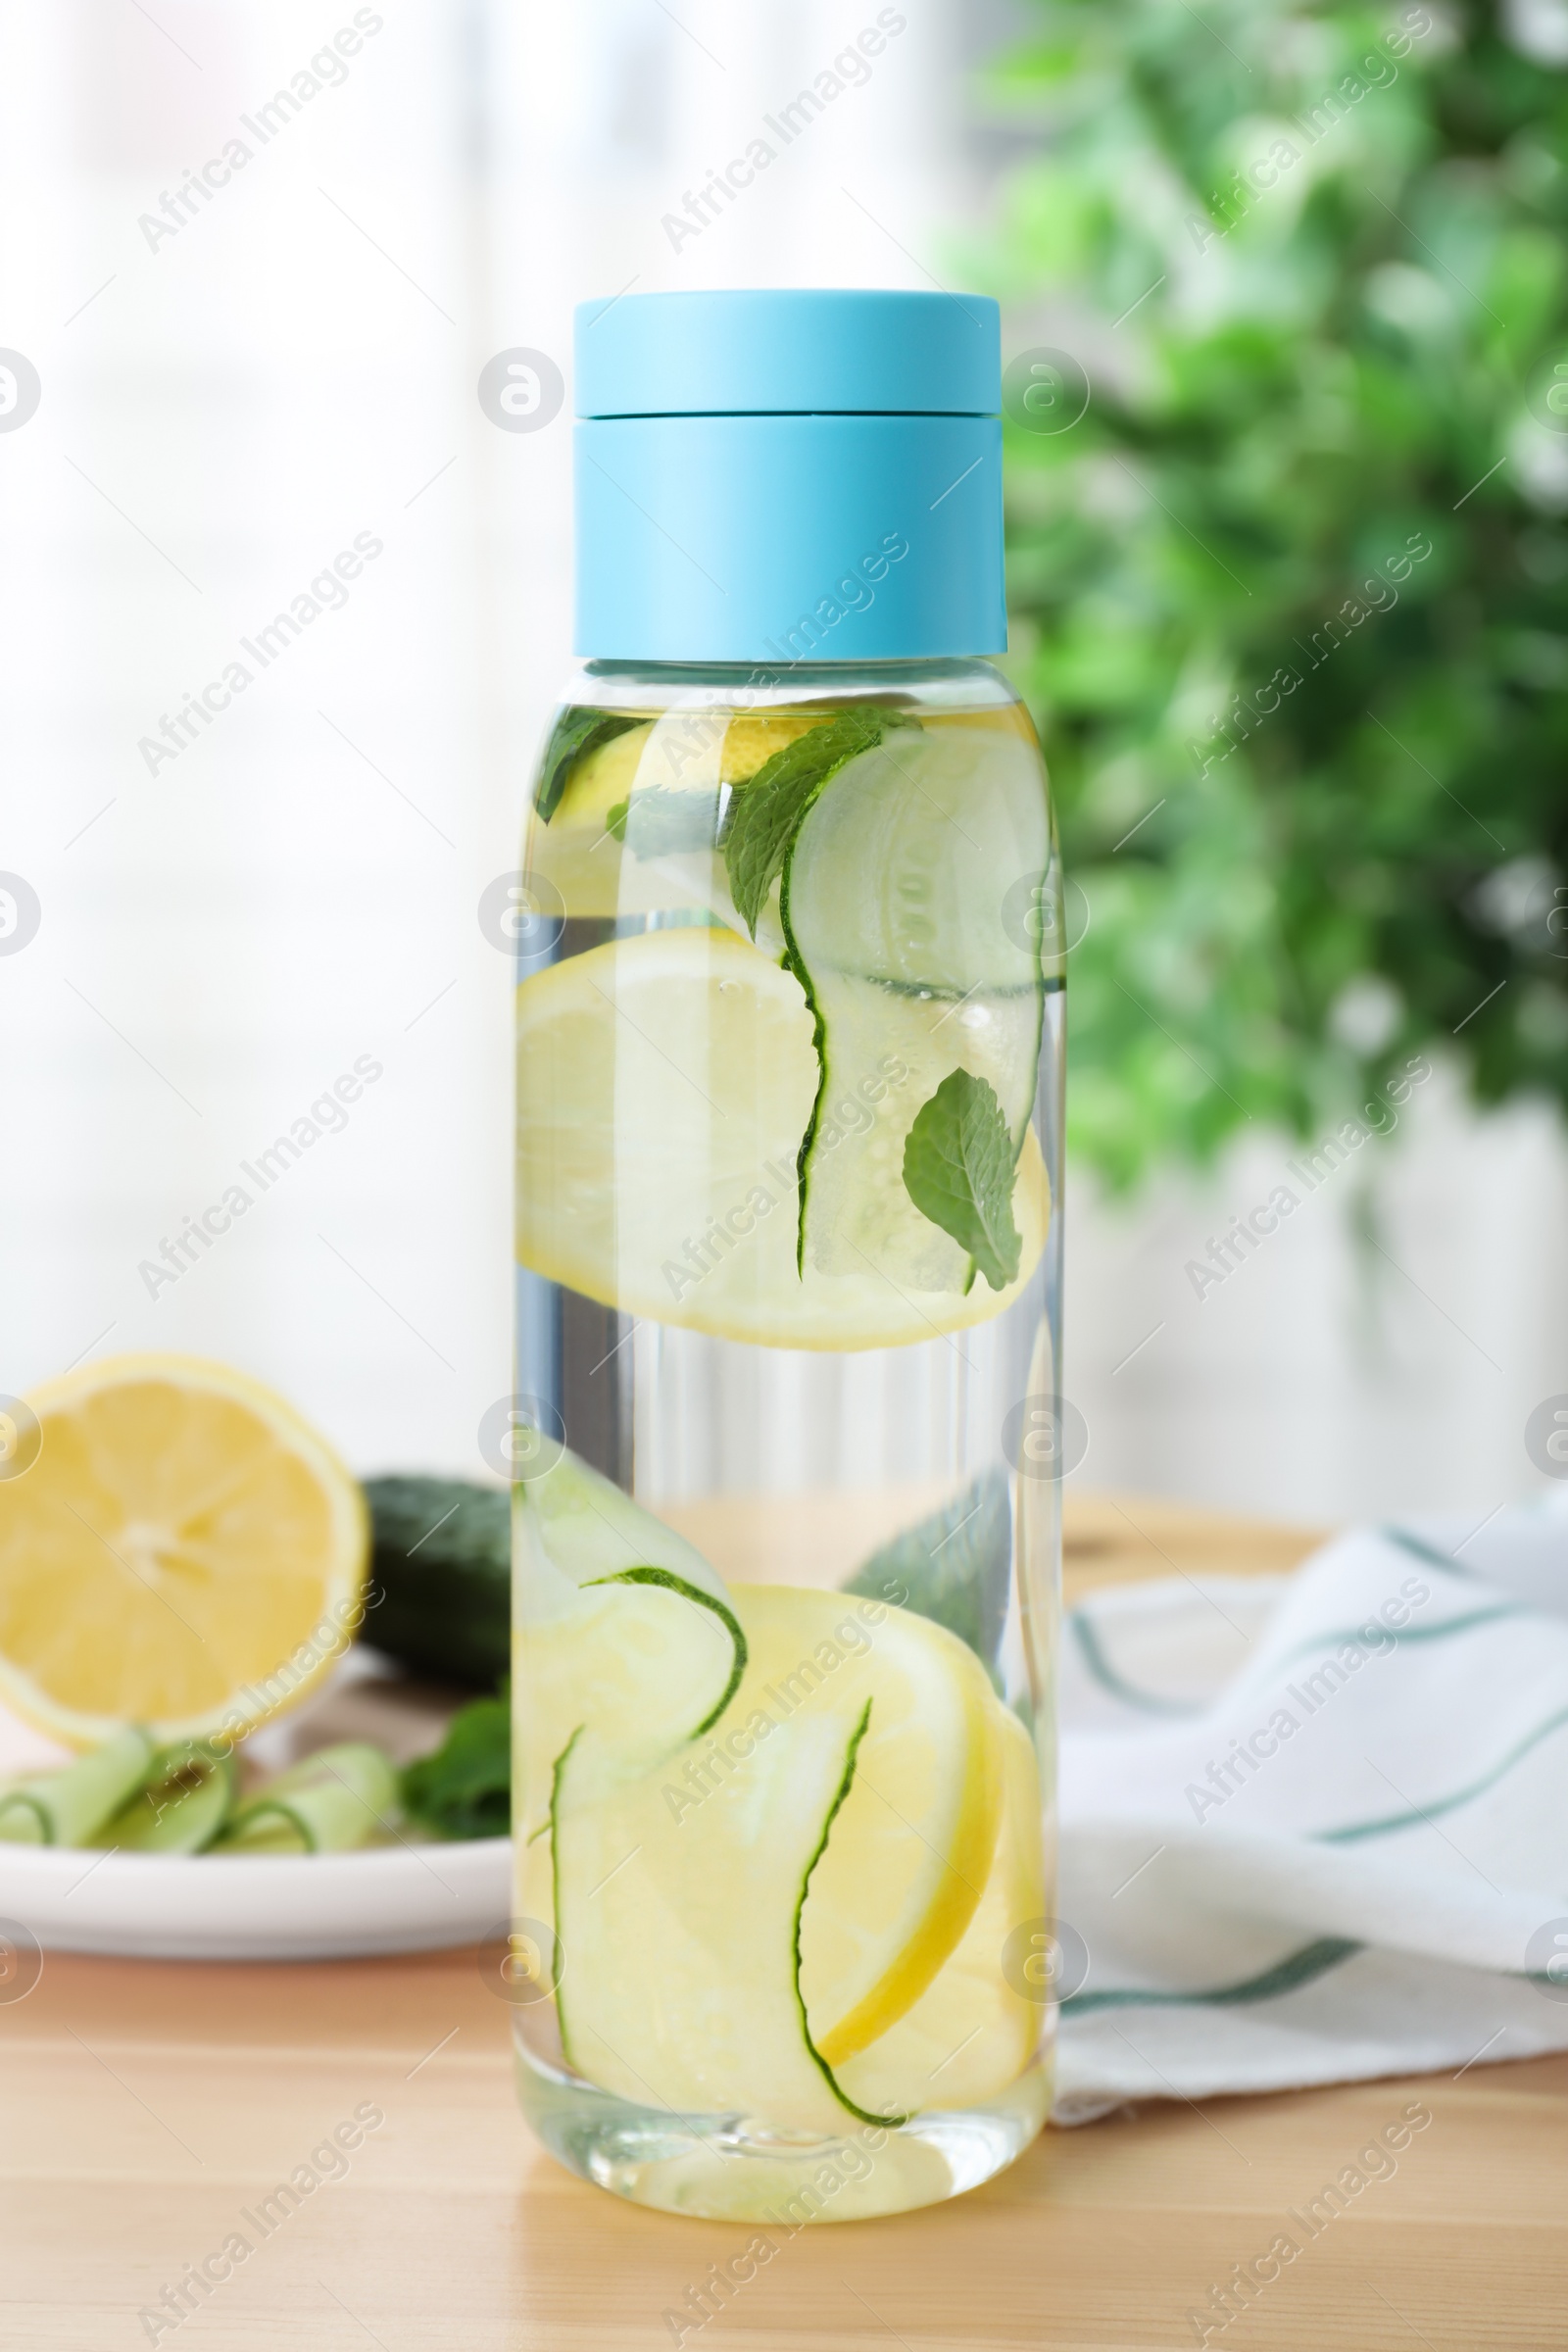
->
[7,1494,1566,2351]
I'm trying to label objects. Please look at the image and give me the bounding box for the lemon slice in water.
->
[514,929,1047,1349]
[529,710,829,919]
[832,1705,1048,2118]
[546,1582,1004,2132]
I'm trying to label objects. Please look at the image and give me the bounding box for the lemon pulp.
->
[539,1579,1031,2132]
[514,928,1048,1350]
[0,1354,367,1746]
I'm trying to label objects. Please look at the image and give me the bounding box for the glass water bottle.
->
[510,291,1064,2223]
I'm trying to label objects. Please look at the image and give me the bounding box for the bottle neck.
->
[563,657,1019,717]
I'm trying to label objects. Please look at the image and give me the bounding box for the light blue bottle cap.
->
[573,290,1004,664]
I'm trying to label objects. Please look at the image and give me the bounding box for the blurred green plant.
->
[980,0,1568,1187]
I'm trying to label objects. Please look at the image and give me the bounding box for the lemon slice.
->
[833,1707,1047,2118]
[0,1354,368,1748]
[546,1583,1004,2132]
[550,710,829,837]
[797,972,1047,1296]
[530,711,829,919]
[514,929,1048,1350]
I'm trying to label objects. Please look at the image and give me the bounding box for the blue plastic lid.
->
[576,288,1001,418]
[572,289,1005,664]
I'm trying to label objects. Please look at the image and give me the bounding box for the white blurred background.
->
[3,0,1565,1526]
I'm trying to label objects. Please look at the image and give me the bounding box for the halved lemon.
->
[514,928,1049,1350]
[0,1354,368,1748]
[546,1582,1004,2132]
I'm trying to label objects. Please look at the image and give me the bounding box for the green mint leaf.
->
[607,785,723,857]
[534,709,641,824]
[400,1689,511,1840]
[721,708,913,936]
[843,1469,1011,1679]
[902,1069,1023,1291]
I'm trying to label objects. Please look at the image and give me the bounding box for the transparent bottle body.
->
[511,658,1063,2222]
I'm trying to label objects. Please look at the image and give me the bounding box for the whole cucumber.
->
[361,1476,510,1689]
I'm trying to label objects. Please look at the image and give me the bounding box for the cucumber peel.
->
[791,1699,908,2130]
[545,1583,1004,2132]
[515,1449,751,1839]
[0,1726,156,1846]
[722,708,917,939]
[362,1475,510,1690]
[215,1742,399,1854]
[777,721,1051,1294]
[96,1742,239,1853]
[582,1567,749,1737]
[549,1725,584,2065]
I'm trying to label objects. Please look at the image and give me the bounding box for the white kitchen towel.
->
[1053,1500,1568,2121]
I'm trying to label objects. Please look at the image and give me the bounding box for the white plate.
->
[0,1836,514,1961]
[0,1650,514,1961]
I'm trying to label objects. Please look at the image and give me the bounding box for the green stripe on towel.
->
[1072,1595,1520,1717]
[1272,1603,1522,1671]
[1320,1700,1568,1843]
[1065,1936,1363,2015]
[1379,1525,1480,1579]
[1068,1610,1205,1717]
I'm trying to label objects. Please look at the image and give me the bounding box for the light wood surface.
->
[5,1493,1564,2352]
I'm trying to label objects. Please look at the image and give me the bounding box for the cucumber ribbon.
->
[214,1742,401,1854]
[0,1725,157,1846]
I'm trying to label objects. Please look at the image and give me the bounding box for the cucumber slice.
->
[96,1744,239,1853]
[514,1446,748,1833]
[548,1657,863,2130]
[514,927,1048,1348]
[790,969,1045,1294]
[780,721,1051,1295]
[547,1583,1004,2134]
[0,1726,156,1846]
[215,1741,399,1854]
[515,1441,731,1623]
